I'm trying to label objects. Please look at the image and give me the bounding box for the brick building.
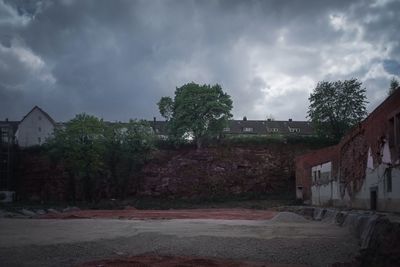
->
[296,88,400,212]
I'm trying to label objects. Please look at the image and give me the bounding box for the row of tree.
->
[158,79,370,146]
[158,78,398,145]
[47,114,155,202]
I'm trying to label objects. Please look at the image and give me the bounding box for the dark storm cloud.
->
[0,0,399,122]
[383,60,400,75]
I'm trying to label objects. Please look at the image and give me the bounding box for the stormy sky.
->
[0,0,399,122]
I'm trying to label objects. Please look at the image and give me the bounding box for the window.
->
[396,114,400,149]
[38,127,41,132]
[243,127,253,132]
[1,128,9,143]
[289,128,300,133]
[223,127,230,132]
[386,168,392,193]
[388,113,400,158]
[38,137,41,144]
[318,170,321,180]
[267,128,279,132]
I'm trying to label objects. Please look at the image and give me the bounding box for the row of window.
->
[223,127,301,133]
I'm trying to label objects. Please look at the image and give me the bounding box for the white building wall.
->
[311,146,400,212]
[350,164,400,212]
[346,145,400,212]
[311,161,341,206]
[16,108,55,147]
[311,145,400,212]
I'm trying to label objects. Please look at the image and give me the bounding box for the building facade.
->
[15,106,56,147]
[296,88,400,212]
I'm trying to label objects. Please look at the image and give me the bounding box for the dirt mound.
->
[40,209,277,220]
[78,255,308,267]
[270,212,308,223]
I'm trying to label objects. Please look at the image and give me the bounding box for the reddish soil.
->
[78,255,308,267]
[41,208,277,220]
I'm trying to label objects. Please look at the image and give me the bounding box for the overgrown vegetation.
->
[46,114,155,202]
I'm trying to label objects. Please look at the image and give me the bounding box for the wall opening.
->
[385,168,392,193]
[370,187,378,210]
[296,186,303,200]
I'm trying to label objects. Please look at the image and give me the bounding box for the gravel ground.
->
[0,213,359,267]
[270,212,309,223]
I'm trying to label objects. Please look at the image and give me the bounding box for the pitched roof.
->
[19,106,56,126]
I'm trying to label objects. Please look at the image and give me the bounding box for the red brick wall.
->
[296,88,400,200]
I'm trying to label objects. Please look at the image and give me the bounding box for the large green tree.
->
[48,113,106,202]
[158,82,233,149]
[308,78,368,141]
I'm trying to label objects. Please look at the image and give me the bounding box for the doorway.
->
[370,187,378,210]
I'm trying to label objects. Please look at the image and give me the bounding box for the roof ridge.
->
[19,106,56,126]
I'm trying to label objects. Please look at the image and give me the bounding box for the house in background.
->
[296,88,400,212]
[15,106,57,147]
[151,117,315,138]
[1,107,316,147]
[221,117,314,136]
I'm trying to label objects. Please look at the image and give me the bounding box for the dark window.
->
[389,114,400,146]
[386,168,392,193]
[396,114,400,149]
[38,127,41,132]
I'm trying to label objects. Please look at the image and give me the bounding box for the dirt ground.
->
[0,209,359,267]
[79,254,308,267]
[40,208,277,220]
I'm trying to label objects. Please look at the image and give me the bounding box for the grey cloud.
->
[0,0,399,122]
[383,59,400,75]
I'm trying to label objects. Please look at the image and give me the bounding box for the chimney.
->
[5,118,8,122]
[267,118,271,122]
[153,117,156,122]
[288,118,292,122]
[243,116,247,121]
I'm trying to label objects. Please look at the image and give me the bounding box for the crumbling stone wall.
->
[17,144,313,201]
[138,145,308,198]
